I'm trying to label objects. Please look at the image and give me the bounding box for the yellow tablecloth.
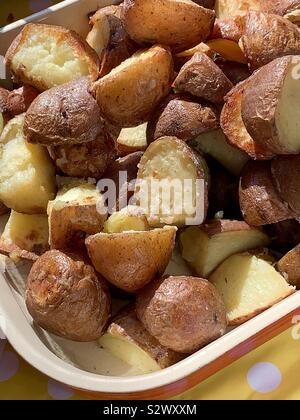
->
[1,1,300,401]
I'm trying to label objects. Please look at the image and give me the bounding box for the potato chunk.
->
[103,206,149,233]
[210,253,295,325]
[180,220,270,278]
[0,115,56,214]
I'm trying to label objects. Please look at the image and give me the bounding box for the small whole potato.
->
[6,86,39,116]
[48,133,117,178]
[136,276,227,353]
[26,250,111,342]
[24,77,106,146]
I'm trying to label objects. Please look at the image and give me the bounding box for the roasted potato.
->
[135,137,209,227]
[174,42,216,69]
[264,220,300,252]
[180,220,270,278]
[263,0,300,16]
[0,87,10,129]
[92,45,174,127]
[121,0,215,53]
[217,61,251,85]
[103,206,150,234]
[48,179,107,250]
[26,250,111,342]
[271,156,300,215]
[86,226,177,293]
[215,0,261,18]
[241,56,300,155]
[0,115,56,214]
[24,77,106,147]
[206,39,247,64]
[239,161,296,226]
[6,86,39,117]
[173,52,233,104]
[99,305,182,373]
[211,16,246,42]
[0,211,49,261]
[147,95,219,143]
[240,11,300,71]
[5,23,99,91]
[48,134,117,179]
[136,276,227,354]
[117,123,148,156]
[210,253,295,325]
[189,128,249,176]
[277,244,300,288]
[104,151,143,211]
[221,78,275,160]
[86,9,111,57]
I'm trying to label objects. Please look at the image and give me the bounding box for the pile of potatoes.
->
[0,0,300,374]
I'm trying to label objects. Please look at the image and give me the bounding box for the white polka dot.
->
[29,0,53,13]
[0,351,19,382]
[247,362,282,393]
[48,379,74,400]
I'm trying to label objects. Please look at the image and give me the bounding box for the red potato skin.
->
[241,56,296,155]
[240,11,300,71]
[173,52,233,104]
[136,276,227,354]
[210,16,246,42]
[0,87,10,124]
[263,0,300,16]
[147,94,219,143]
[277,243,300,288]
[6,86,39,116]
[26,250,111,342]
[239,161,295,226]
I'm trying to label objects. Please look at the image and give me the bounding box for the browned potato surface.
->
[48,179,107,250]
[147,95,219,143]
[135,137,209,227]
[241,56,300,155]
[173,52,233,104]
[26,250,111,342]
[210,16,246,42]
[264,220,300,252]
[215,0,261,18]
[217,61,251,85]
[6,86,39,116]
[136,276,227,354]
[240,11,300,71]
[180,219,270,277]
[277,244,300,288]
[100,305,182,372]
[5,23,99,91]
[24,77,105,146]
[263,0,300,16]
[221,78,275,160]
[121,0,215,53]
[86,226,177,293]
[239,161,295,226]
[92,45,174,127]
[48,134,117,179]
[271,156,300,215]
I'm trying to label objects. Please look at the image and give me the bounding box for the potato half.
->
[136,276,227,354]
[180,220,270,278]
[92,45,174,127]
[210,253,295,325]
[241,55,300,155]
[0,211,49,261]
[239,161,295,226]
[189,128,249,176]
[86,226,177,293]
[121,0,215,53]
[99,306,182,373]
[103,206,149,234]
[26,250,111,342]
[174,52,233,104]
[24,77,105,147]
[117,123,148,156]
[271,155,300,215]
[221,78,275,160]
[147,95,219,143]
[277,244,300,288]
[135,137,209,227]
[5,23,99,91]
[0,114,56,214]
[48,179,107,250]
[240,11,300,71]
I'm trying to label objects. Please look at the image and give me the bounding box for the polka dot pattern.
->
[48,379,74,400]
[247,363,282,394]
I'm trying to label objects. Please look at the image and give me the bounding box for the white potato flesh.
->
[103,206,149,233]
[117,123,148,151]
[215,0,260,18]
[210,253,295,324]
[180,226,270,278]
[86,13,110,57]
[275,62,300,153]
